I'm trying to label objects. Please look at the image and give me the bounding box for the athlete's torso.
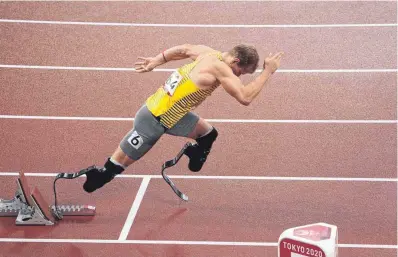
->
[146,51,223,128]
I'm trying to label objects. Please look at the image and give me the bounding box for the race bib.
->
[127,131,144,150]
[163,71,183,96]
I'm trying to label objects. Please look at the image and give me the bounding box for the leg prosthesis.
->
[83,158,125,193]
[161,127,218,201]
[184,127,218,172]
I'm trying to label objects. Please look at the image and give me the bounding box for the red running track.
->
[0,2,397,257]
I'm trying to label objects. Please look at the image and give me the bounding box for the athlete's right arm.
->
[158,44,215,62]
[134,44,215,73]
[184,44,216,60]
[214,52,283,106]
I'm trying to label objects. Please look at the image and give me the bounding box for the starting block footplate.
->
[0,171,96,226]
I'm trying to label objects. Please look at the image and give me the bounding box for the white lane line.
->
[0,19,397,28]
[1,64,397,73]
[0,115,396,124]
[0,238,396,249]
[0,172,397,182]
[0,115,133,121]
[118,177,150,241]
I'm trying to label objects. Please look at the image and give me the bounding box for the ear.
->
[232,57,240,64]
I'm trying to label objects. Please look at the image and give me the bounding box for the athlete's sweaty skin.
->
[110,44,283,167]
[81,44,283,193]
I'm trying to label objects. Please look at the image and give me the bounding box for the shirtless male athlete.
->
[82,44,283,193]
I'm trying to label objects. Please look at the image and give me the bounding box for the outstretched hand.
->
[134,57,157,73]
[263,52,284,74]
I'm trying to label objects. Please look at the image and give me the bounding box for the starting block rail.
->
[0,171,95,226]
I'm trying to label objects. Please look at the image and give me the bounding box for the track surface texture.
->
[0,1,397,257]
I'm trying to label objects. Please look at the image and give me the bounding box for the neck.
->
[221,52,233,65]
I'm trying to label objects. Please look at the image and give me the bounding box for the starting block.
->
[0,171,96,225]
[278,222,338,257]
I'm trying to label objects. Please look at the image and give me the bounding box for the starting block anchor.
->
[278,222,338,257]
[0,171,96,226]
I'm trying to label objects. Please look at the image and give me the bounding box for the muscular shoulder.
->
[191,58,231,88]
[185,44,217,60]
[209,59,232,79]
[189,55,223,88]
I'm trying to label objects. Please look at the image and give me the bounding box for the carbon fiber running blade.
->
[160,142,192,201]
[162,172,188,201]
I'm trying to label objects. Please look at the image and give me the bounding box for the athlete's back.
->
[146,50,223,128]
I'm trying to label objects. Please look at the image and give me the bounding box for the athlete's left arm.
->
[134,44,214,73]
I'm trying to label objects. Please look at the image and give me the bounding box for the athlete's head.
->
[227,44,259,76]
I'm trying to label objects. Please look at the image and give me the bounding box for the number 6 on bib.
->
[164,71,183,96]
[128,131,144,150]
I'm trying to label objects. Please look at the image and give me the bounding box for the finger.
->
[134,66,146,72]
[275,52,284,59]
[134,62,146,66]
[134,66,144,71]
